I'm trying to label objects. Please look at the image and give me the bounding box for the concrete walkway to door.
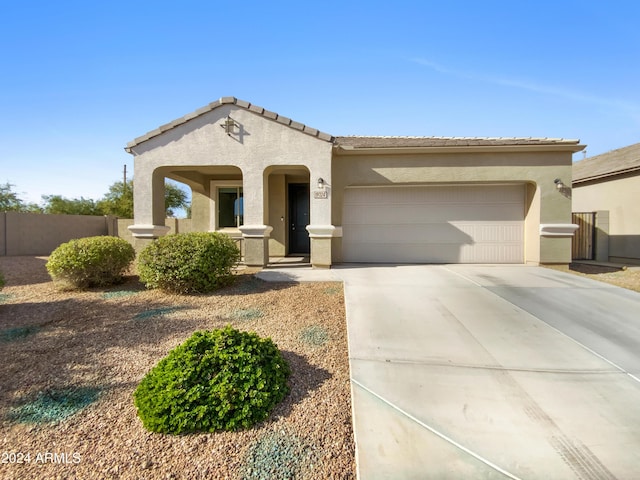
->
[258,263,640,479]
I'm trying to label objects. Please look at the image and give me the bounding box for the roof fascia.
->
[573,165,640,184]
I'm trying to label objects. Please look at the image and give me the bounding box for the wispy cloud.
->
[410,57,639,114]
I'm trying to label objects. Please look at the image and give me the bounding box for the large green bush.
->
[46,236,135,289]
[137,232,240,294]
[133,326,291,434]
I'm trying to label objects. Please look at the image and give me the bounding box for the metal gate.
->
[572,212,595,260]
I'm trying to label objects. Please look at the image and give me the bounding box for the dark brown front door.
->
[288,183,310,254]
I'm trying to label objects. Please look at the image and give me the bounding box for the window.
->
[218,187,243,228]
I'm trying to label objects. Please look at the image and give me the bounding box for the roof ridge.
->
[126,97,334,151]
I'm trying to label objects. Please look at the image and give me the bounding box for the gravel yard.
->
[545,262,640,293]
[0,256,355,480]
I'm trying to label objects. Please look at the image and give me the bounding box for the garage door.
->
[342,184,524,263]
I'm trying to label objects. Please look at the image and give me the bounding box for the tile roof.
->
[573,142,640,183]
[125,96,584,155]
[334,136,583,148]
[126,97,334,151]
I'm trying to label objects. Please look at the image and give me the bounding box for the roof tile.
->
[573,142,640,182]
[334,136,582,149]
[125,97,334,150]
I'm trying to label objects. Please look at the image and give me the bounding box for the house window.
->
[218,187,243,228]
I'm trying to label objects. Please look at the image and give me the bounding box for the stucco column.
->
[129,167,170,239]
[239,170,271,266]
[307,170,337,268]
[307,225,342,268]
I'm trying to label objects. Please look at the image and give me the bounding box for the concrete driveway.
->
[341,264,640,479]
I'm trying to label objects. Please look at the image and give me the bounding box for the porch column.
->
[307,170,337,268]
[307,225,342,268]
[239,170,271,267]
[128,167,170,240]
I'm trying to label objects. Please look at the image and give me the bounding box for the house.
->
[572,143,640,265]
[125,97,584,268]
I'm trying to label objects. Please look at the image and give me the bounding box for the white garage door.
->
[342,184,524,263]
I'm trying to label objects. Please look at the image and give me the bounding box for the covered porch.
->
[125,98,338,268]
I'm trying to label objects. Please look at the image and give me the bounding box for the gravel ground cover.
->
[545,262,640,293]
[0,256,355,480]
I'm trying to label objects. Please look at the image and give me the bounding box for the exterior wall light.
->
[554,178,566,190]
[317,177,325,189]
[220,116,238,135]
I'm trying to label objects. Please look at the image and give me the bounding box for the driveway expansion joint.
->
[350,357,623,375]
[351,378,524,480]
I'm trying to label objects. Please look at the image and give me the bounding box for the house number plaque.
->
[313,190,328,199]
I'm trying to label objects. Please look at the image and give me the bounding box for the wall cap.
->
[306,225,342,238]
[128,224,171,238]
[539,224,579,237]
[239,225,274,238]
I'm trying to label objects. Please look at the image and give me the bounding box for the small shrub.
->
[7,386,101,424]
[138,232,240,294]
[1,326,40,343]
[134,326,291,434]
[0,270,4,290]
[229,308,264,321]
[133,306,183,320]
[299,325,329,347]
[46,236,135,289]
[242,431,314,479]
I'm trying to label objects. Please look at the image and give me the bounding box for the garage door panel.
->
[346,223,476,244]
[345,243,466,263]
[342,185,524,264]
[344,204,523,224]
[344,184,523,205]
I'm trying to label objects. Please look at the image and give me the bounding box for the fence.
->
[0,212,117,256]
[571,212,595,260]
[1,213,244,259]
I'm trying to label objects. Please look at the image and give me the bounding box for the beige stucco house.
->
[125,97,584,268]
[572,143,640,265]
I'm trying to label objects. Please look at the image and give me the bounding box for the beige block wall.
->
[1,212,112,256]
[573,174,640,262]
[332,150,574,264]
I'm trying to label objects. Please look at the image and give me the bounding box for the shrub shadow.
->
[208,273,292,297]
[269,350,332,421]
[0,256,50,286]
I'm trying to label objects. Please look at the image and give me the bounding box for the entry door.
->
[288,183,310,254]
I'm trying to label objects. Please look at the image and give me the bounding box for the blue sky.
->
[1,0,639,205]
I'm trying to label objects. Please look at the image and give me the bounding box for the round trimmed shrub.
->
[46,236,135,289]
[137,232,240,294]
[133,326,291,434]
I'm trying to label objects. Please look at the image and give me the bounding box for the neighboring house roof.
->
[126,96,584,154]
[573,142,640,184]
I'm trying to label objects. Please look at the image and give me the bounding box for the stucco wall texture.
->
[0,212,116,256]
[573,174,640,263]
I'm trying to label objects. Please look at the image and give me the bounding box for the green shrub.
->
[137,232,240,294]
[46,236,135,289]
[0,270,4,290]
[133,326,291,434]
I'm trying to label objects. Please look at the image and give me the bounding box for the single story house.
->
[125,97,584,268]
[572,142,640,265]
